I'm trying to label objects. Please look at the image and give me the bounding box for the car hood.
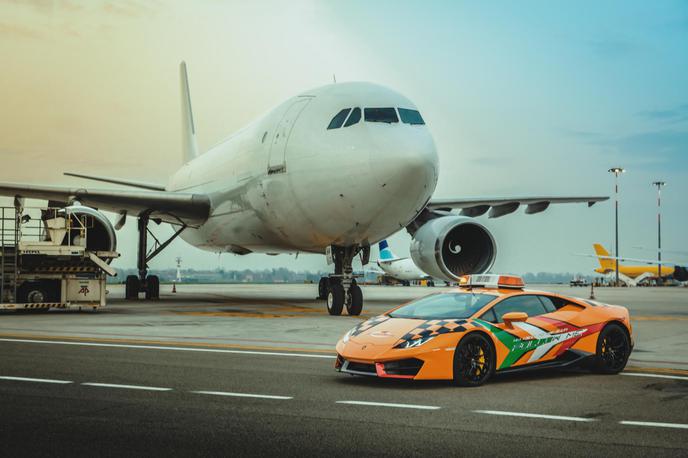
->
[349,317,427,346]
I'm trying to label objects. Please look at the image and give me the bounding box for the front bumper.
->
[336,354,425,379]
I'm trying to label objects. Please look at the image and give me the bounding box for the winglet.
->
[180,61,199,163]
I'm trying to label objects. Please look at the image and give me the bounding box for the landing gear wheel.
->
[346,284,363,316]
[125,275,139,300]
[317,277,329,300]
[326,282,344,316]
[145,275,160,300]
[592,323,630,374]
[453,333,495,387]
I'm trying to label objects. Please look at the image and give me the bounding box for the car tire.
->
[327,282,344,316]
[453,333,495,387]
[592,323,631,374]
[346,284,363,316]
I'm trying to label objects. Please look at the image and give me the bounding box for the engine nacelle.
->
[410,216,496,282]
[673,266,688,282]
[60,205,117,252]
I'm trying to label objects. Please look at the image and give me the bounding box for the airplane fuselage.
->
[167,82,439,255]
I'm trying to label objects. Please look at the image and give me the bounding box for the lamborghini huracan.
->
[335,275,634,386]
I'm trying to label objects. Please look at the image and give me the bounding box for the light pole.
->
[608,167,625,286]
[652,181,666,283]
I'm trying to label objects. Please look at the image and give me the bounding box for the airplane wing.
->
[427,196,608,218]
[378,258,409,265]
[575,252,685,267]
[0,181,210,226]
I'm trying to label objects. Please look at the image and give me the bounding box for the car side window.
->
[491,295,548,323]
[480,307,498,323]
[538,296,557,313]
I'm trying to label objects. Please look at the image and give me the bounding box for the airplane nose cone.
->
[370,129,439,215]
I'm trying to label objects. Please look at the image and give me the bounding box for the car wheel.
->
[327,282,344,316]
[453,333,495,387]
[592,323,631,374]
[346,284,363,316]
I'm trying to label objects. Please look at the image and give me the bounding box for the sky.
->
[0,0,686,275]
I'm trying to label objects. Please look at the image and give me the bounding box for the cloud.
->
[637,103,688,124]
[0,22,42,39]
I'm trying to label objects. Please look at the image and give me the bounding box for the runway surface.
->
[1,284,687,456]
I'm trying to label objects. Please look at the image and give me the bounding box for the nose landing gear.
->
[319,245,367,316]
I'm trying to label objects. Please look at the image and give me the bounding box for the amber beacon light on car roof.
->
[458,274,525,289]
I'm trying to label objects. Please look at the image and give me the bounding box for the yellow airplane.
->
[592,244,688,284]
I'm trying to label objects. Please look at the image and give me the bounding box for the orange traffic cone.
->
[172,282,177,293]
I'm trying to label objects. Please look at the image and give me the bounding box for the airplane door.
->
[267,97,311,174]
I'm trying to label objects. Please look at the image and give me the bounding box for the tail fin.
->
[593,243,616,270]
[378,240,398,261]
[180,61,199,163]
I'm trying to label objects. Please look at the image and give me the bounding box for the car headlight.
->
[396,335,435,349]
[342,329,354,344]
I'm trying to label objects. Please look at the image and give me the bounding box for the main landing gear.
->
[318,245,368,316]
[124,212,186,301]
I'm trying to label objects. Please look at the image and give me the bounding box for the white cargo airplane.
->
[376,240,434,286]
[0,62,607,316]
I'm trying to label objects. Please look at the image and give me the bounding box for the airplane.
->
[375,239,435,286]
[591,243,688,286]
[0,62,608,316]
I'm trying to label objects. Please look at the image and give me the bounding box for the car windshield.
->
[388,292,497,320]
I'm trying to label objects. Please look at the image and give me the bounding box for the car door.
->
[481,295,561,369]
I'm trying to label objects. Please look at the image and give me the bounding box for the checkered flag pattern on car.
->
[349,315,389,337]
[393,319,468,347]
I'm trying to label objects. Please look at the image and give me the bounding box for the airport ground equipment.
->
[336,274,634,386]
[0,205,119,311]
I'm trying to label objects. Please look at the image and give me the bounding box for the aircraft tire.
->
[346,284,363,316]
[125,275,139,300]
[326,282,344,316]
[317,277,329,299]
[145,275,160,300]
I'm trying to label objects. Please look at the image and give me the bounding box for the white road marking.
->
[474,410,595,422]
[82,382,172,391]
[0,375,72,384]
[0,338,334,359]
[192,391,292,400]
[622,372,688,381]
[620,421,688,430]
[337,400,440,410]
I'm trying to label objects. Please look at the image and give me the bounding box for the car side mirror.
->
[502,312,528,327]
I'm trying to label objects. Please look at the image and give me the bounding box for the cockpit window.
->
[343,107,361,127]
[398,108,425,125]
[327,108,351,130]
[364,108,398,124]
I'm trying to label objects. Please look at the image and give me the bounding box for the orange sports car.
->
[335,275,634,386]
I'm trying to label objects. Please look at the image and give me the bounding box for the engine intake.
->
[410,216,496,282]
[59,205,117,252]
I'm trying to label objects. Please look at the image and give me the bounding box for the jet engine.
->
[410,216,496,282]
[673,266,688,282]
[55,205,117,252]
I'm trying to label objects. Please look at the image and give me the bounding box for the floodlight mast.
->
[608,167,625,286]
[652,181,666,282]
